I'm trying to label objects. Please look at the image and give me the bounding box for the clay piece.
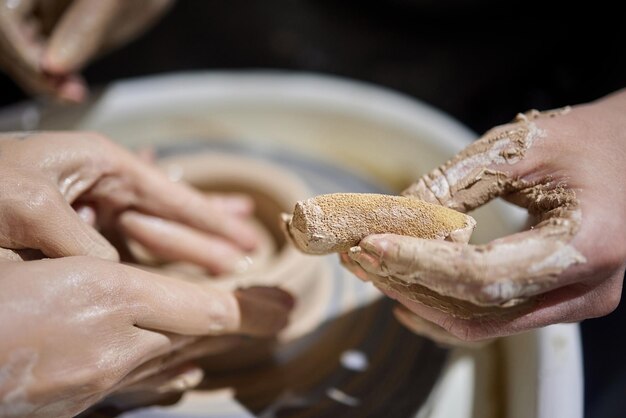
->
[282,193,476,255]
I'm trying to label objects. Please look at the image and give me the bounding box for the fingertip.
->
[55,75,88,103]
[359,234,393,257]
[348,244,381,274]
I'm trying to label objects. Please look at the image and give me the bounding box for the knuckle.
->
[3,181,59,235]
[13,182,56,215]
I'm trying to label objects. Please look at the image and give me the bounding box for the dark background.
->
[1,1,624,416]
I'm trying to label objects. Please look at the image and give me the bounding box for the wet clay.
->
[365,108,587,309]
[402,109,563,212]
[283,193,476,254]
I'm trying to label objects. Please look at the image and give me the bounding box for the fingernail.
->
[347,244,381,274]
[349,246,361,255]
[359,236,389,257]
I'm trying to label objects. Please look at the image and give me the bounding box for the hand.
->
[0,131,261,275]
[0,0,173,102]
[0,256,293,418]
[342,89,626,344]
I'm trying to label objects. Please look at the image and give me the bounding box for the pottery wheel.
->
[83,141,448,418]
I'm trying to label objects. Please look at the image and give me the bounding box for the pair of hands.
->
[1,91,624,414]
[0,0,173,102]
[343,89,626,345]
[0,131,294,417]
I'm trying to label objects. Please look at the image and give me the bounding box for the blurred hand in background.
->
[0,0,173,102]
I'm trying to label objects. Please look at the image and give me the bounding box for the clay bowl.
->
[128,151,331,349]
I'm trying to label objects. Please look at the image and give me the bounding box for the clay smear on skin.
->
[397,108,586,307]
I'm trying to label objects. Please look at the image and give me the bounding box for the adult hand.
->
[0,256,293,417]
[0,131,261,275]
[0,0,173,102]
[342,89,626,344]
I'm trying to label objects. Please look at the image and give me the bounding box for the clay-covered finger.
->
[43,0,120,74]
[401,110,563,213]
[0,183,118,260]
[118,211,252,275]
[382,268,623,341]
[350,227,586,306]
[393,305,491,348]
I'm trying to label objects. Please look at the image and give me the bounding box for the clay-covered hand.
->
[342,89,626,344]
[0,256,293,418]
[0,131,262,275]
[0,0,173,102]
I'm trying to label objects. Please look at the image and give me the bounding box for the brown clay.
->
[283,193,476,254]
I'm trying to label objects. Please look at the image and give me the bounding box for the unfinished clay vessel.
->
[130,152,331,347]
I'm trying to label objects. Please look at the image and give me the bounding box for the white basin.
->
[0,71,583,418]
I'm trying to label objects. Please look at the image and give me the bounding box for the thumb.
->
[402,109,567,213]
